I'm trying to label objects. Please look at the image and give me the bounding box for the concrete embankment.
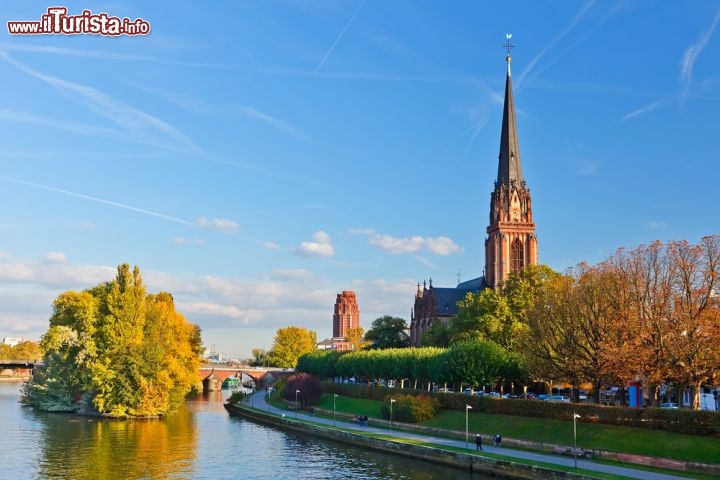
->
[224,402,601,480]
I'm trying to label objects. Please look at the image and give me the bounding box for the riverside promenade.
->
[241,390,689,480]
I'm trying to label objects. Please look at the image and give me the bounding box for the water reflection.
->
[31,404,197,479]
[2,383,493,480]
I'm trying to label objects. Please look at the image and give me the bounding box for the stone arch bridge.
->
[198,365,292,391]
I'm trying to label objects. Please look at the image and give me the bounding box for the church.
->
[409,39,538,346]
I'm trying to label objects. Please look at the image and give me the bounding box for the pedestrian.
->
[475,434,482,451]
[493,434,502,447]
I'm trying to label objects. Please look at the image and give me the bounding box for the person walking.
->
[475,434,482,451]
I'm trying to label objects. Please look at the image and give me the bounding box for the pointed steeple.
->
[497,35,523,186]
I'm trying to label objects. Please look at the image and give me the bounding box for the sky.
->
[1,1,718,360]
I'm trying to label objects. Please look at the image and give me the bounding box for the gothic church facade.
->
[410,42,538,346]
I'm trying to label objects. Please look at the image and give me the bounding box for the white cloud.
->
[43,252,68,264]
[261,241,281,251]
[291,231,335,257]
[352,229,461,256]
[0,252,419,357]
[172,237,205,245]
[197,217,239,232]
[644,220,668,230]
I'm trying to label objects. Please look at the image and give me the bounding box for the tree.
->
[250,348,269,367]
[268,326,316,368]
[346,326,369,351]
[364,316,410,349]
[24,264,202,417]
[445,339,509,391]
[420,320,451,347]
[450,289,523,350]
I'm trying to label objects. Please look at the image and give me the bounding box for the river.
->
[1,382,493,480]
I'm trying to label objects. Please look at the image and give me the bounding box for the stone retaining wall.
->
[225,402,601,480]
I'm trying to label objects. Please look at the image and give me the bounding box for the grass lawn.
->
[316,394,720,465]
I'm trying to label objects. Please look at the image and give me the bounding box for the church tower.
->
[485,36,538,290]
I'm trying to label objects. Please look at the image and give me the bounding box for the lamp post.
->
[465,405,472,450]
[267,387,273,412]
[295,389,300,419]
[333,394,339,427]
[390,398,396,430]
[465,404,473,449]
[573,413,581,470]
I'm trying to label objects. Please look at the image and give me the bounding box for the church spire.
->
[497,33,522,186]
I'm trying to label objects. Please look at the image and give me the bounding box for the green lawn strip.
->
[245,399,715,480]
[317,394,720,465]
[425,409,720,464]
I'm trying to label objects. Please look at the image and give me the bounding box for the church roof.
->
[457,276,485,291]
[497,52,523,186]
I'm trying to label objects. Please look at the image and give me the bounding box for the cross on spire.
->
[503,33,514,56]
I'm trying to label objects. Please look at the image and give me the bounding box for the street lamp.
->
[573,413,581,470]
[295,389,300,419]
[465,405,473,449]
[267,387,273,412]
[333,394,339,427]
[390,398,396,430]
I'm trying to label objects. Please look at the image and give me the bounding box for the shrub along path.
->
[251,391,692,480]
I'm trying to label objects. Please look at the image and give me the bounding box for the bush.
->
[380,394,439,423]
[284,373,323,408]
[227,391,246,404]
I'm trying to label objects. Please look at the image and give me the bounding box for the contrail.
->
[517,0,596,89]
[680,7,720,101]
[0,176,194,226]
[315,0,366,73]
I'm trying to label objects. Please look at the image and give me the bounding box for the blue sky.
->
[1,1,718,359]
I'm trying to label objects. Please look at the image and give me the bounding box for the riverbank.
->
[224,401,599,480]
[227,391,695,480]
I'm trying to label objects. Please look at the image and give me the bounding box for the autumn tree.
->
[24,264,202,417]
[364,316,410,349]
[268,326,317,368]
[664,237,720,409]
[346,326,369,351]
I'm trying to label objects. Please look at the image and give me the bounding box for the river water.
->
[1,382,492,480]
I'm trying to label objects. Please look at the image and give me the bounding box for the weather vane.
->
[504,33,514,56]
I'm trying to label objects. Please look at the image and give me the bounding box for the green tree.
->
[268,326,316,368]
[420,319,451,347]
[24,264,202,417]
[450,289,522,350]
[364,316,410,349]
[446,339,509,391]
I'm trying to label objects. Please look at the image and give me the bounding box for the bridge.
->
[0,360,292,391]
[198,365,292,391]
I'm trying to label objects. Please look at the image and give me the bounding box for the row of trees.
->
[525,237,720,409]
[24,264,203,418]
[296,339,522,392]
[0,340,42,362]
[417,237,719,409]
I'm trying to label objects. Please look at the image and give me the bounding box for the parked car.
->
[660,402,679,409]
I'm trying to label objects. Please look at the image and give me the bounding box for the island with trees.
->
[23,264,203,418]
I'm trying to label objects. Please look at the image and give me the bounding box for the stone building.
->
[410,40,538,346]
[328,290,360,351]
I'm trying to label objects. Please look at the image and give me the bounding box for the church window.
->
[511,238,524,273]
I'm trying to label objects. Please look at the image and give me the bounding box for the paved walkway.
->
[243,391,688,480]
